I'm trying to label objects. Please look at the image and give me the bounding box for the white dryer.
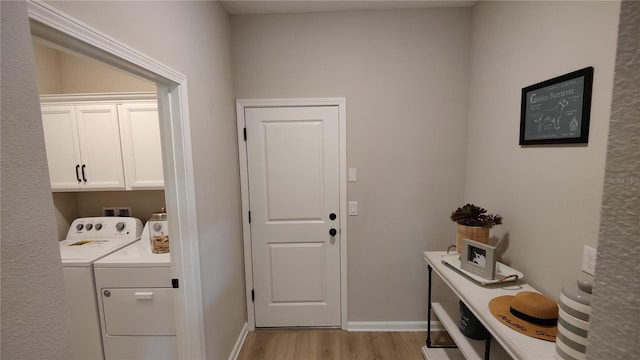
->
[93,222,176,360]
[59,216,143,360]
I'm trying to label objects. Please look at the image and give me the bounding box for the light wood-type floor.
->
[236,329,453,360]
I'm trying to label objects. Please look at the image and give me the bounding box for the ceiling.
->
[220,0,478,15]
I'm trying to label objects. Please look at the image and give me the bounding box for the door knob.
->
[329,213,337,221]
[329,228,337,236]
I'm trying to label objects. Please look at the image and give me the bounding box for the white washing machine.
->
[59,216,143,360]
[93,222,176,360]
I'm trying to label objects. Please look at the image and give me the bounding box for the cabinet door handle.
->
[75,165,81,182]
[81,164,87,182]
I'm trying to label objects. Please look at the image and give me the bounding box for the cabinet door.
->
[75,105,126,190]
[118,103,164,190]
[41,105,84,190]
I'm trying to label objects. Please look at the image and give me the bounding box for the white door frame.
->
[27,1,206,358]
[236,98,348,330]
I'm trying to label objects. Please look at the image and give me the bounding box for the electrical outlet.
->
[117,207,132,217]
[582,245,597,276]
[103,207,132,217]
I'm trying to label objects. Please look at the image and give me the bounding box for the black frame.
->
[519,67,594,145]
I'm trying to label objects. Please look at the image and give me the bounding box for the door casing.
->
[236,98,347,330]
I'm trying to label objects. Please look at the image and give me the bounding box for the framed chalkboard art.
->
[519,67,594,145]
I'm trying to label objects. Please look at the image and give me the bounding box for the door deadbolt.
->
[329,213,337,221]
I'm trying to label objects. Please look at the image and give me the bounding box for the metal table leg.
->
[426,264,457,349]
[484,331,492,360]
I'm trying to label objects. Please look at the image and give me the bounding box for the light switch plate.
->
[348,168,357,182]
[348,201,358,215]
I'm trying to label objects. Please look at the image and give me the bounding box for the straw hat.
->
[488,291,558,342]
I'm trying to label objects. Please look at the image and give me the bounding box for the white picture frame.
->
[460,238,497,280]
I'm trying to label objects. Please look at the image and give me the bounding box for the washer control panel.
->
[66,217,143,241]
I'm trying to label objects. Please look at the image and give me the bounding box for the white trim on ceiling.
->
[39,92,157,103]
[26,1,206,359]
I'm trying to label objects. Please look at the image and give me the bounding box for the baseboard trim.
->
[228,322,249,360]
[347,321,444,332]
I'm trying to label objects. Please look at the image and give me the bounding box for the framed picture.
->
[460,239,496,280]
[520,67,594,145]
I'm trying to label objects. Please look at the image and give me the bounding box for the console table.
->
[422,251,556,360]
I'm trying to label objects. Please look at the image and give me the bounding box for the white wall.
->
[51,190,167,241]
[465,1,620,299]
[232,8,472,321]
[32,1,246,358]
[0,2,72,359]
[5,2,628,357]
[58,51,155,93]
[33,42,163,240]
[32,41,155,94]
[51,192,79,240]
[588,2,640,358]
[32,41,63,93]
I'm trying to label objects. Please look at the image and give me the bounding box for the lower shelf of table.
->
[422,346,466,360]
[427,302,510,360]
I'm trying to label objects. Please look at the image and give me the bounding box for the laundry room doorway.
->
[27,2,205,358]
[236,98,348,330]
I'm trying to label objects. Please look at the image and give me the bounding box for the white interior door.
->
[245,106,341,327]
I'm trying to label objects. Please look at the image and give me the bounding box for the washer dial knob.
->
[116,222,126,231]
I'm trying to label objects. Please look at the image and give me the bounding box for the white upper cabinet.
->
[40,93,164,192]
[75,104,126,190]
[118,103,164,190]
[41,105,85,190]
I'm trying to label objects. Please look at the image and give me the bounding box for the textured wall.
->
[588,1,640,359]
[0,1,71,359]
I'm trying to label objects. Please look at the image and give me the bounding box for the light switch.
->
[348,168,357,182]
[348,201,358,216]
